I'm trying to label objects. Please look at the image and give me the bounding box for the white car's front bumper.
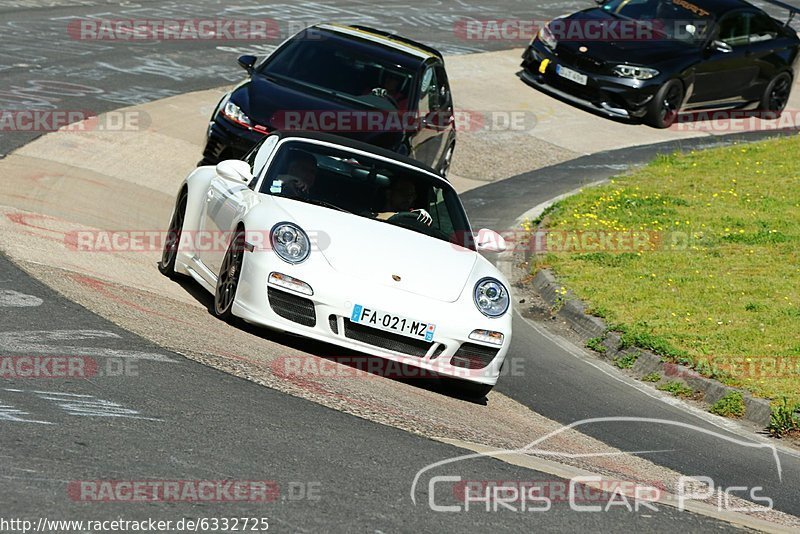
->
[231,249,512,385]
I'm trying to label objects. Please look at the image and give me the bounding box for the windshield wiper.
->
[262,72,373,109]
[299,197,351,213]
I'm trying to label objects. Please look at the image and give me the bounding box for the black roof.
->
[301,26,433,71]
[271,130,444,179]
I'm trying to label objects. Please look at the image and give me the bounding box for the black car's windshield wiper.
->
[261,72,372,109]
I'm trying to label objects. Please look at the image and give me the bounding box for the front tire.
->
[759,72,792,117]
[214,228,246,322]
[644,79,684,128]
[158,189,187,279]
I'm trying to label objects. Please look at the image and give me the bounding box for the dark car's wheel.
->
[438,143,454,178]
[644,79,684,129]
[214,228,246,322]
[759,72,792,116]
[158,188,187,279]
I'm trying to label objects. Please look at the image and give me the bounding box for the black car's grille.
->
[555,46,606,74]
[450,343,499,370]
[267,287,316,327]
[343,319,432,357]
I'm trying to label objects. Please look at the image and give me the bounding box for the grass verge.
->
[532,135,800,422]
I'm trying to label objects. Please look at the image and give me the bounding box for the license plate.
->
[351,304,436,342]
[556,64,588,86]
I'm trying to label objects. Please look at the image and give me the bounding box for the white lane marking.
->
[0,330,175,362]
[34,391,162,421]
[1,389,161,422]
[0,290,43,307]
[0,403,53,424]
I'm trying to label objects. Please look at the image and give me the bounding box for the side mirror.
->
[475,229,507,253]
[237,55,257,73]
[216,160,253,183]
[709,40,733,53]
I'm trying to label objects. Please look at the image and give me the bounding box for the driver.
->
[368,71,409,111]
[271,150,318,198]
[374,177,432,226]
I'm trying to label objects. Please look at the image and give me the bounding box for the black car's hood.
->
[231,75,405,149]
[554,8,697,66]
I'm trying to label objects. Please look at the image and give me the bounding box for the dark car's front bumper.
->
[520,41,662,120]
[200,115,269,165]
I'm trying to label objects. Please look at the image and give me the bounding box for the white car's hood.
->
[269,196,477,302]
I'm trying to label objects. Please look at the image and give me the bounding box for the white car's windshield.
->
[257,140,474,249]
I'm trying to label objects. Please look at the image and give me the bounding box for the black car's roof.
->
[272,130,444,180]
[299,24,439,71]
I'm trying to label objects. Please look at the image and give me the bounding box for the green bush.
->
[709,391,746,418]
[657,381,694,397]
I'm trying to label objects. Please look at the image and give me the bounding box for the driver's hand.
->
[410,208,432,226]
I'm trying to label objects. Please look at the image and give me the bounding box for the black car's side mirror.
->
[709,40,734,54]
[237,55,257,73]
[594,0,609,5]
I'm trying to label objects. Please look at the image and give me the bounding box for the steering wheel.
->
[370,87,399,109]
[387,212,449,240]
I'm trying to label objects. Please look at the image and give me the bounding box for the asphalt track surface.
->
[2,0,800,531]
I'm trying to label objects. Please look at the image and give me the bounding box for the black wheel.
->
[759,72,792,116]
[158,189,187,279]
[644,79,684,128]
[438,143,454,178]
[214,228,246,322]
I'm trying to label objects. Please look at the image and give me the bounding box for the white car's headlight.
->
[613,65,659,80]
[222,100,253,127]
[473,278,510,318]
[538,24,558,50]
[270,222,310,264]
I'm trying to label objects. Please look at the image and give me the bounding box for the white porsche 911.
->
[159,131,511,396]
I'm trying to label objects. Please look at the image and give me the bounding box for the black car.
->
[201,24,456,176]
[521,0,800,127]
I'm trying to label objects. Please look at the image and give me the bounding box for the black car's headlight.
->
[473,278,510,318]
[538,24,558,50]
[271,222,310,264]
[221,100,253,127]
[613,65,659,80]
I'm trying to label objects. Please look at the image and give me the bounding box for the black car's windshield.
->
[259,141,473,249]
[600,0,714,43]
[260,31,416,111]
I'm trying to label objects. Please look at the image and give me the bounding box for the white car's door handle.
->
[207,190,214,201]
